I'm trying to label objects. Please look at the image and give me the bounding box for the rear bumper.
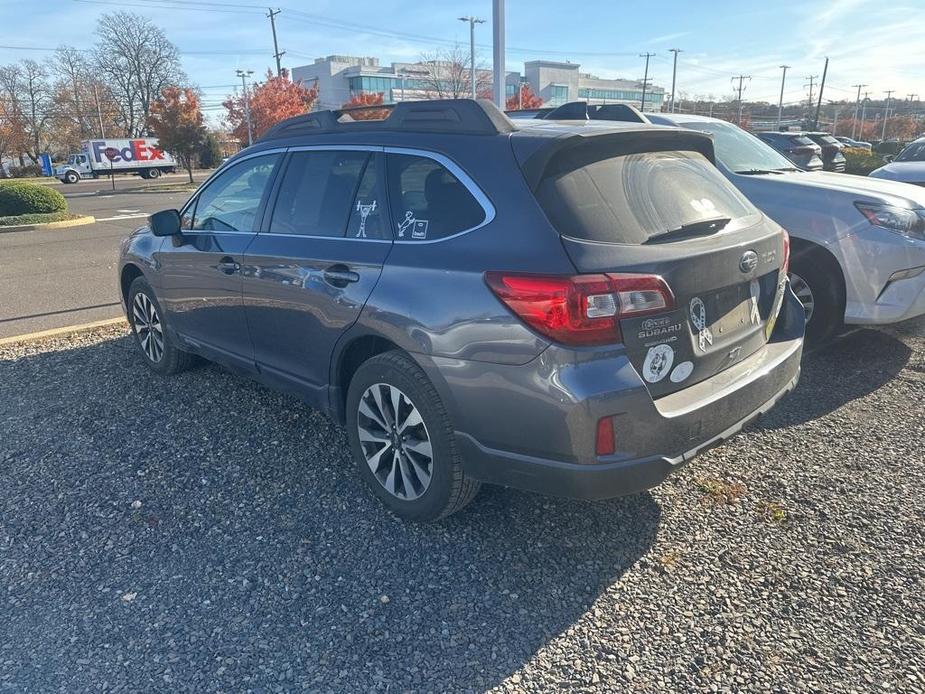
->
[414,287,805,500]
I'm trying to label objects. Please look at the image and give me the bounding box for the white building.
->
[292,55,664,111]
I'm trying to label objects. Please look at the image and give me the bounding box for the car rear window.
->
[535,150,757,244]
[789,136,815,146]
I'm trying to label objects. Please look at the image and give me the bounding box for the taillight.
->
[484,272,674,346]
[781,230,791,275]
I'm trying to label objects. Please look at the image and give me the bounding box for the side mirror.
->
[149,209,181,237]
[883,155,895,163]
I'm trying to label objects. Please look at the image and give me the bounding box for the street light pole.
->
[777,65,790,130]
[458,16,486,100]
[639,52,654,112]
[492,0,505,108]
[668,48,682,113]
[236,69,255,147]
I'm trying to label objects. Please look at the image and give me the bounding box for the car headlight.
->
[855,202,925,241]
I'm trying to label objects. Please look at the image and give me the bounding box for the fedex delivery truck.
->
[55,138,177,183]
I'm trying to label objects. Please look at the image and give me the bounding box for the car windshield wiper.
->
[647,217,732,243]
[735,168,785,175]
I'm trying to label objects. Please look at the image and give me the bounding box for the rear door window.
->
[386,154,485,241]
[536,149,758,244]
[269,150,368,237]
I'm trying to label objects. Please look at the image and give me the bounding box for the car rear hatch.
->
[513,126,788,398]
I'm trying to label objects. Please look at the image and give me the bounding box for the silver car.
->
[870,138,925,186]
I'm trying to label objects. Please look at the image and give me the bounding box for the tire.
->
[127,277,194,376]
[64,171,79,184]
[147,168,161,179]
[346,351,480,521]
[788,245,845,345]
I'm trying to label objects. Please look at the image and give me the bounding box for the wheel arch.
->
[120,263,145,308]
[330,332,403,424]
[789,236,847,304]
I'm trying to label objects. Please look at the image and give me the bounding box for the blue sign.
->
[39,153,53,177]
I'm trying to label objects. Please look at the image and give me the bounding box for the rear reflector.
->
[485,272,674,346]
[595,416,616,456]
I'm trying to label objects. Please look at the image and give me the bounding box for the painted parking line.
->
[95,214,150,222]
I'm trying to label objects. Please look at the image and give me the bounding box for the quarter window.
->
[269,150,368,237]
[386,154,485,241]
[192,154,280,232]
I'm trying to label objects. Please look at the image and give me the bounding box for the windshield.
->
[895,142,925,162]
[677,121,797,173]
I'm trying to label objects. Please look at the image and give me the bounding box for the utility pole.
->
[733,74,750,125]
[236,69,255,147]
[668,48,682,113]
[458,16,486,100]
[492,0,505,108]
[804,75,817,112]
[639,52,655,112]
[860,92,869,140]
[777,65,790,130]
[267,8,284,77]
[812,57,828,130]
[851,84,867,139]
[92,82,105,138]
[882,89,894,140]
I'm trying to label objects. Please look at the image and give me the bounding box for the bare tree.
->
[92,12,184,136]
[0,60,51,163]
[53,46,94,139]
[417,45,491,100]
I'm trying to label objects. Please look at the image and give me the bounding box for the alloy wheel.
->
[357,383,433,501]
[132,292,165,363]
[788,272,815,325]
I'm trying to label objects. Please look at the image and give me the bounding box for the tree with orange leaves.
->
[148,86,205,183]
[506,84,544,111]
[341,92,390,120]
[224,69,319,145]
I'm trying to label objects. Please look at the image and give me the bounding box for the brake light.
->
[595,416,616,456]
[781,229,791,275]
[484,272,674,346]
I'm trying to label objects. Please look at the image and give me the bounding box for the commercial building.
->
[292,55,664,111]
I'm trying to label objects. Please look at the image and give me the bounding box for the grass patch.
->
[758,501,787,524]
[0,177,55,185]
[696,477,747,505]
[0,211,82,227]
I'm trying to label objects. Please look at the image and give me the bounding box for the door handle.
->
[217,257,240,274]
[323,266,360,287]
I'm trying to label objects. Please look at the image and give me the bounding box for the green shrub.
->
[843,147,887,176]
[0,182,67,216]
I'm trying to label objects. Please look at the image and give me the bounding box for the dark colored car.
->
[804,132,847,172]
[119,99,804,521]
[756,132,824,171]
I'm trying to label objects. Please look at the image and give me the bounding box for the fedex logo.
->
[91,140,166,164]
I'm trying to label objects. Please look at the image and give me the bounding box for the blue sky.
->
[1,0,922,120]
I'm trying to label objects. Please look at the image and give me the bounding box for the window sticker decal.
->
[670,361,694,383]
[642,343,674,384]
[690,297,713,352]
[397,210,429,239]
[355,199,377,238]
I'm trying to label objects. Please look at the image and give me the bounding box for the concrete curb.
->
[0,317,127,347]
[0,215,96,233]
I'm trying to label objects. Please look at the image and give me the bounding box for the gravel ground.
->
[1,320,923,693]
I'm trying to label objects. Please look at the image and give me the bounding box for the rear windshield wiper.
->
[647,217,731,243]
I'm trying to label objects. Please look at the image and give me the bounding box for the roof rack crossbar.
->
[259,98,515,141]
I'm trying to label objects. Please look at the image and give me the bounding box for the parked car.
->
[835,136,872,151]
[119,99,803,521]
[646,115,925,341]
[755,132,824,171]
[522,103,925,342]
[873,139,909,157]
[869,137,925,186]
[803,132,847,172]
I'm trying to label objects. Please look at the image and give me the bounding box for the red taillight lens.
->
[781,229,791,275]
[595,416,616,456]
[484,272,674,346]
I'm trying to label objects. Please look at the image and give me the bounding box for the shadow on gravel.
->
[0,334,660,692]
[756,326,912,430]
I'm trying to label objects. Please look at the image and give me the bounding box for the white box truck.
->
[55,138,177,183]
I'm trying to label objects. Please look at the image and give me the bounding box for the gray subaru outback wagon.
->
[119,99,804,520]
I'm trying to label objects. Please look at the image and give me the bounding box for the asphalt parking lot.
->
[1,320,923,692]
